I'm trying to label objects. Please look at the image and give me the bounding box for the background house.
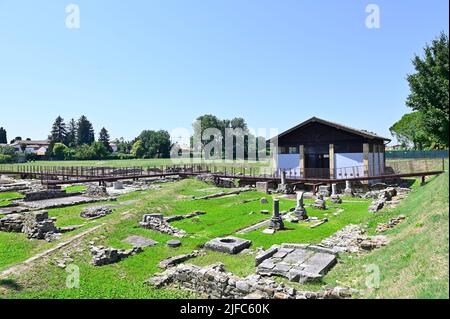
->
[11,140,50,156]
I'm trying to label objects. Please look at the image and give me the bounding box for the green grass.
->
[323,171,449,299]
[0,192,24,208]
[0,192,24,201]
[0,200,12,207]
[63,185,87,193]
[1,178,375,299]
[1,172,447,299]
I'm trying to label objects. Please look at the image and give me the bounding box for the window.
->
[334,143,363,153]
[278,146,299,154]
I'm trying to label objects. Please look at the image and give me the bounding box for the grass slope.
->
[324,171,449,299]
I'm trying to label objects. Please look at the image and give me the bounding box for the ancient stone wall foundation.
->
[146,263,356,299]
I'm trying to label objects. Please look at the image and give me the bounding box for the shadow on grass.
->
[0,279,22,291]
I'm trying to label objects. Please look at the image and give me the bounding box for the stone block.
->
[204,236,252,254]
[256,182,269,194]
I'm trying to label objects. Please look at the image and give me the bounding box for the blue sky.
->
[0,0,448,144]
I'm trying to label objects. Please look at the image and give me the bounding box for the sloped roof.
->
[270,117,391,142]
[12,140,50,146]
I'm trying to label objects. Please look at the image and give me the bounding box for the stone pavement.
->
[256,244,337,283]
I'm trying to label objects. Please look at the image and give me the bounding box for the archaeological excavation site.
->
[0,155,445,300]
[1,2,449,308]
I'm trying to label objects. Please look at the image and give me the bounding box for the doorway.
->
[304,145,330,178]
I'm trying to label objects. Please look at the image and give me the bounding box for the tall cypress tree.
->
[66,118,77,148]
[50,116,67,144]
[0,127,7,144]
[76,115,95,146]
[98,127,112,152]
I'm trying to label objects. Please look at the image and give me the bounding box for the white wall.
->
[379,153,384,174]
[277,154,300,176]
[334,153,364,179]
[373,152,379,176]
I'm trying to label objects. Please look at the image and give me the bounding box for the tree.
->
[193,114,225,150]
[131,140,144,158]
[66,118,77,148]
[50,116,67,144]
[11,137,22,144]
[52,143,69,160]
[0,127,7,144]
[389,112,432,150]
[134,130,172,158]
[192,114,253,159]
[113,137,132,154]
[90,141,110,160]
[98,127,112,152]
[74,144,95,160]
[76,115,95,146]
[406,32,449,148]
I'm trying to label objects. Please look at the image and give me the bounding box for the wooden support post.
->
[363,143,369,177]
[329,144,334,179]
[299,145,305,178]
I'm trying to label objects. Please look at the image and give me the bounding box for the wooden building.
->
[271,117,390,179]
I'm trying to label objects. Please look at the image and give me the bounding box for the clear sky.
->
[0,0,448,144]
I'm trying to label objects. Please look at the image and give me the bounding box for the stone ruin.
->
[330,195,342,204]
[329,183,343,204]
[0,213,25,232]
[196,174,235,188]
[344,180,354,196]
[113,181,124,190]
[312,194,326,210]
[123,235,158,247]
[158,251,201,269]
[293,192,308,221]
[368,199,385,213]
[139,214,186,237]
[318,185,330,197]
[367,187,399,213]
[23,189,71,202]
[256,182,269,194]
[204,236,252,254]
[376,215,406,233]
[276,171,294,194]
[22,211,59,240]
[319,224,389,253]
[146,263,356,299]
[90,245,143,266]
[268,199,285,230]
[85,185,109,198]
[164,211,206,223]
[256,244,337,283]
[0,210,60,241]
[80,205,113,219]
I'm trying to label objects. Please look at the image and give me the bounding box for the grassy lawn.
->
[0,192,24,201]
[0,192,25,208]
[63,185,87,193]
[1,171,447,299]
[0,178,374,298]
[323,171,449,299]
[0,201,12,207]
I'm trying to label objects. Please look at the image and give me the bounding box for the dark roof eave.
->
[268,117,391,144]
